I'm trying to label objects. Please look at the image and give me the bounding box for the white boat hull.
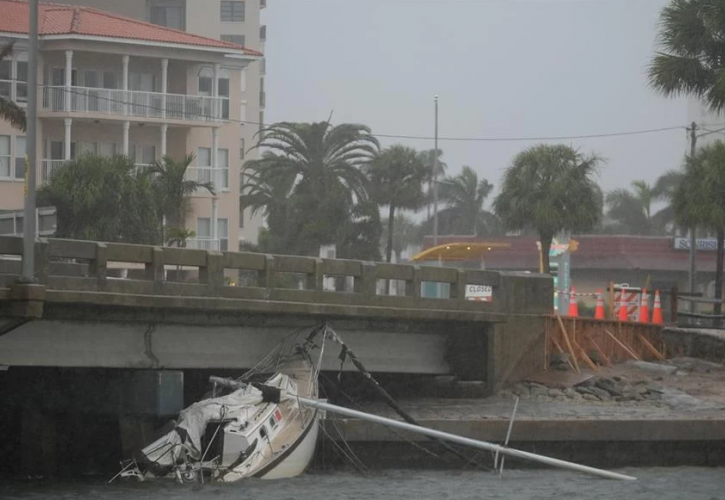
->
[258,415,320,480]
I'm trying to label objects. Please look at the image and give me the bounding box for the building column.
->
[211,127,220,251]
[64,50,73,112]
[212,63,220,120]
[211,127,219,190]
[63,118,72,160]
[211,198,219,251]
[160,58,168,118]
[160,124,168,158]
[122,121,130,157]
[122,55,130,115]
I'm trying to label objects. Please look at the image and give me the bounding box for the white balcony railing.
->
[40,159,155,184]
[186,238,220,251]
[186,166,228,192]
[40,159,66,184]
[41,86,224,123]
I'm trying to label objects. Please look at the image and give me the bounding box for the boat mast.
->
[292,395,636,482]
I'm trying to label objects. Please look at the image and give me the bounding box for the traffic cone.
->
[639,288,650,323]
[594,289,605,320]
[567,288,579,317]
[652,290,663,325]
[618,294,629,321]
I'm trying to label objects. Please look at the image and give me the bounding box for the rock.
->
[576,386,595,396]
[563,387,578,398]
[594,378,624,398]
[625,360,678,376]
[589,387,612,400]
[529,386,549,398]
[548,388,565,398]
[645,384,663,394]
[511,385,529,398]
[582,394,599,402]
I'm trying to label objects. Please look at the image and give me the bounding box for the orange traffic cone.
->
[567,288,579,317]
[652,289,663,325]
[618,294,629,321]
[594,289,605,320]
[639,288,650,323]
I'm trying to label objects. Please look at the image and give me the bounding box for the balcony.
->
[41,86,225,124]
[186,166,229,192]
[186,238,220,251]
[40,159,154,185]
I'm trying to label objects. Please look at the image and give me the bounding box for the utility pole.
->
[433,95,439,248]
[686,121,697,310]
[21,0,38,282]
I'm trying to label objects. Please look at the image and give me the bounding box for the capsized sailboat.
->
[113,325,327,484]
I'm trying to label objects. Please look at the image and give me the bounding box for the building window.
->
[14,136,25,179]
[219,148,229,190]
[196,217,228,251]
[198,67,213,96]
[0,57,27,103]
[240,68,247,93]
[16,61,27,102]
[221,1,244,22]
[129,144,156,166]
[218,69,230,119]
[196,217,211,245]
[149,0,185,30]
[221,34,245,46]
[196,147,213,186]
[0,135,10,178]
[239,138,245,160]
[218,218,229,251]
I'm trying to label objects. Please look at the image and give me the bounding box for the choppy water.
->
[1,469,724,500]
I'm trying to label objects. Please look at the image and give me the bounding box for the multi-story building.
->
[0,0,263,251]
[52,0,268,247]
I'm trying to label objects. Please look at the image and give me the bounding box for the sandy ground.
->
[358,357,725,421]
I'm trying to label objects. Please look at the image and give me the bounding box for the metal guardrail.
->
[671,285,725,329]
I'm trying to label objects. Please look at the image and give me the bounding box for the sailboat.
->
[114,325,327,484]
[113,323,636,484]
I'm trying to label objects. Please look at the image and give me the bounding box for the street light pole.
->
[21,0,38,282]
[433,95,439,248]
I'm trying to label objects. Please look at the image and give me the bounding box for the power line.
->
[6,83,703,143]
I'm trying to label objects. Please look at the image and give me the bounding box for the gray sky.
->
[263,0,688,197]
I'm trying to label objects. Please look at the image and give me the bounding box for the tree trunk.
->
[539,233,553,275]
[386,204,395,263]
[715,227,724,318]
[386,205,395,296]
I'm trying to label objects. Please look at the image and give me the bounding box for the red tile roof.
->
[0,0,262,56]
[422,235,721,273]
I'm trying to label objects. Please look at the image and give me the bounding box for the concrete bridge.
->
[0,236,552,391]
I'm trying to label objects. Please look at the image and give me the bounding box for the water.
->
[1,469,724,500]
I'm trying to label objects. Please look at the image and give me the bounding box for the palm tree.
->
[246,122,378,204]
[418,148,447,220]
[240,157,297,252]
[149,154,215,245]
[381,213,420,263]
[648,0,725,113]
[38,155,158,243]
[605,180,658,235]
[493,144,603,274]
[652,169,685,234]
[245,122,379,255]
[437,166,499,236]
[673,141,725,315]
[0,43,26,131]
[368,145,427,262]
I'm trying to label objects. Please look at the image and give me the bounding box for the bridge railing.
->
[0,236,553,315]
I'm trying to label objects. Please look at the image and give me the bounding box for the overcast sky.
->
[263,0,689,197]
